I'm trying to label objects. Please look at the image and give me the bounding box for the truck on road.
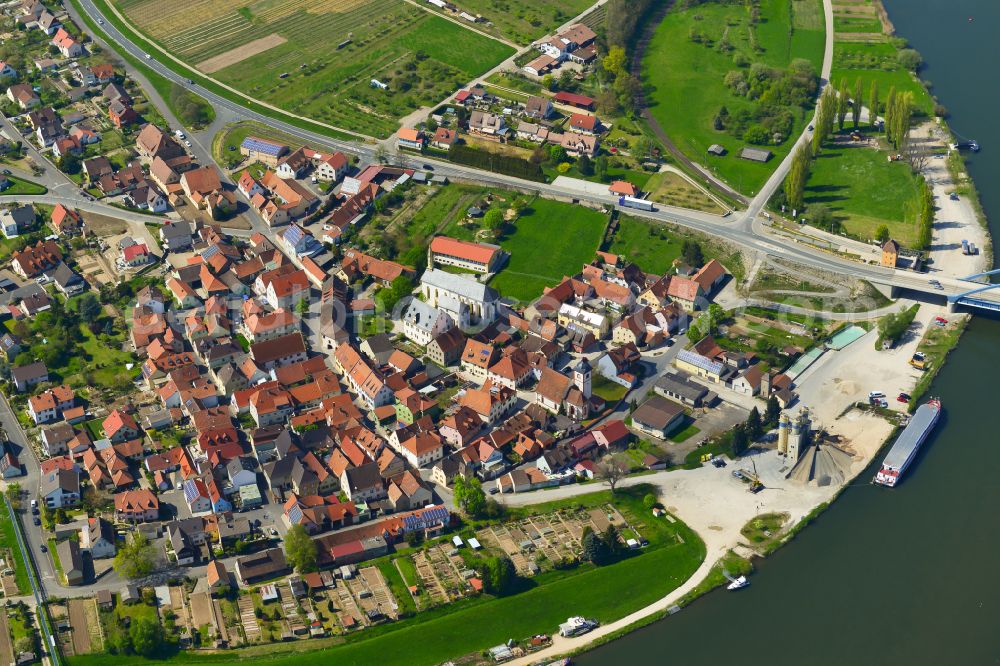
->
[618,195,653,212]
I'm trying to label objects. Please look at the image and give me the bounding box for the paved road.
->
[74,0,1000,309]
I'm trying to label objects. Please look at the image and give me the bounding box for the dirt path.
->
[0,612,14,666]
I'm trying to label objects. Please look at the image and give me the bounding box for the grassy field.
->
[486,198,607,302]
[607,215,742,279]
[69,486,704,666]
[644,171,724,213]
[641,0,826,194]
[0,177,47,196]
[829,20,934,116]
[114,0,513,137]
[0,502,30,594]
[803,135,921,244]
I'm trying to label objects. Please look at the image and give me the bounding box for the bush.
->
[449,145,544,182]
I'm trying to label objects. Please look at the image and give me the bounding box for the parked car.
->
[897,393,910,403]
[40,545,47,553]
[32,517,40,526]
[868,391,885,400]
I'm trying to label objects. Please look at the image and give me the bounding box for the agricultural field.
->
[429,0,596,44]
[114,0,514,137]
[641,0,826,194]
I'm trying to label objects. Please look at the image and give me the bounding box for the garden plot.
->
[345,567,398,622]
[48,603,75,657]
[412,551,449,605]
[236,596,260,641]
[168,586,192,633]
[428,544,472,599]
[276,582,307,636]
[329,582,366,628]
[66,598,94,655]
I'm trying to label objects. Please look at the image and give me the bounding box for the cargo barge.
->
[874,399,942,487]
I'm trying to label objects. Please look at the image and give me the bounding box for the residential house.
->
[103,409,139,443]
[396,128,425,151]
[426,327,466,367]
[80,517,116,559]
[401,299,454,347]
[114,489,159,522]
[40,468,80,508]
[11,361,48,392]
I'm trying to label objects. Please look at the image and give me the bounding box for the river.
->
[578,1,1000,663]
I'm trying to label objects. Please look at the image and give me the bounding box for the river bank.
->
[505,298,965,664]
[573,0,999,662]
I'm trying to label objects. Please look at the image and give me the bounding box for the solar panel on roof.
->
[241,137,285,157]
[677,350,723,374]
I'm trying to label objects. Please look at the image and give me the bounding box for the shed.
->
[739,147,772,162]
[707,144,726,156]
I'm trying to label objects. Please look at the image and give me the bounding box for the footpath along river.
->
[577,1,1000,663]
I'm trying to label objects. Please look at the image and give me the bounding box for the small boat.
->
[727,575,749,591]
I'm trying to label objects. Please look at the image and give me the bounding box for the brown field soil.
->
[80,212,128,235]
[197,33,287,72]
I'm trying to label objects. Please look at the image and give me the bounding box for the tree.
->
[14,636,34,655]
[875,224,890,244]
[897,48,922,72]
[59,152,81,175]
[631,136,654,163]
[868,80,879,128]
[113,532,156,580]
[884,86,897,144]
[482,555,515,595]
[594,155,609,181]
[130,617,164,657]
[581,527,611,565]
[746,406,763,440]
[877,305,919,348]
[836,79,849,131]
[295,297,310,316]
[375,275,414,314]
[730,424,749,458]
[453,476,487,517]
[75,292,101,321]
[577,153,593,176]
[483,207,504,232]
[852,78,863,130]
[284,524,318,573]
[784,143,811,211]
[681,239,704,267]
[809,204,838,233]
[541,74,555,91]
[548,144,567,164]
[602,46,627,78]
[765,395,781,426]
[595,453,631,493]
